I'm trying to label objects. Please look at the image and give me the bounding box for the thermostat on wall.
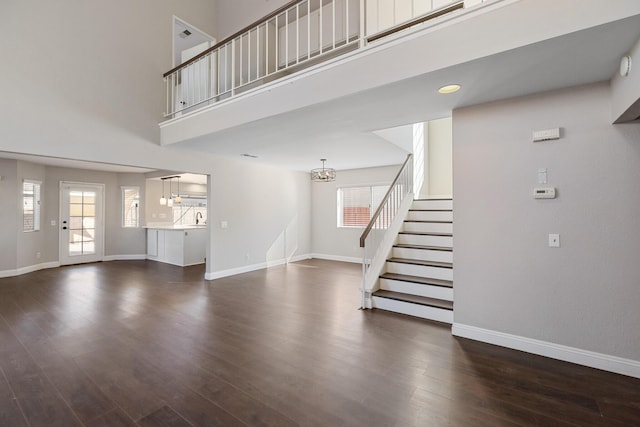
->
[533,187,556,199]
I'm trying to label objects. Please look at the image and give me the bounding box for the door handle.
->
[62,227,67,230]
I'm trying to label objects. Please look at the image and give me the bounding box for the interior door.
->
[59,182,104,265]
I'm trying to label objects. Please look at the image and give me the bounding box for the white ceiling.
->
[171,14,640,172]
[149,173,208,185]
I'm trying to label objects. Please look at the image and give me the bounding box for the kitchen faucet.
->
[196,212,203,225]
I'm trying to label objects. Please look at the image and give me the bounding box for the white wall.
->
[421,117,453,198]
[311,165,399,261]
[453,82,640,362]
[217,0,290,40]
[0,0,220,173]
[611,35,640,123]
[0,1,315,279]
[209,159,311,274]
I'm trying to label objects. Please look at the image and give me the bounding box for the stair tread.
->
[380,273,453,288]
[393,244,453,252]
[387,258,453,268]
[373,290,453,310]
[403,220,452,224]
[398,231,453,237]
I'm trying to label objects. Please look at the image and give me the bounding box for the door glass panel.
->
[67,191,97,256]
[70,217,83,229]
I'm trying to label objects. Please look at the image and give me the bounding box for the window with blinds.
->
[23,180,41,232]
[122,187,140,228]
[337,185,388,228]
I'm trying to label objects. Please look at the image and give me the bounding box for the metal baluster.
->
[359,0,366,46]
[296,4,300,64]
[256,26,260,80]
[320,0,323,54]
[231,39,236,95]
[266,20,270,75]
[346,0,349,42]
[307,0,311,59]
[275,15,279,70]
[285,10,289,68]
[240,34,244,85]
[248,29,252,82]
[332,0,336,49]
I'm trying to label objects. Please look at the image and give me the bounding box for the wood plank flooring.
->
[0,259,638,426]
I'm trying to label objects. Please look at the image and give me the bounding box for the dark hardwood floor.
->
[0,259,638,426]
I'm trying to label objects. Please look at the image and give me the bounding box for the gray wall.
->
[453,82,640,360]
[0,159,18,271]
[311,165,399,260]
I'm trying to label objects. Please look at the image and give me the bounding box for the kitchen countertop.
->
[144,225,207,230]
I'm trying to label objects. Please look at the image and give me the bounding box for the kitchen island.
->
[145,225,206,266]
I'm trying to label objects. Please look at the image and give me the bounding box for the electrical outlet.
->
[548,234,560,248]
[36,252,41,259]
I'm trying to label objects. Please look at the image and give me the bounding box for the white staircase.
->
[372,199,454,324]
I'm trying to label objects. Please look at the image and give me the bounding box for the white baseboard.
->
[103,254,147,261]
[205,254,312,281]
[452,323,640,379]
[0,261,60,279]
[310,253,361,264]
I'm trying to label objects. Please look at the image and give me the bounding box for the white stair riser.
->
[412,200,452,210]
[407,211,453,221]
[392,247,453,263]
[398,234,453,247]
[379,279,453,301]
[403,222,453,234]
[386,262,453,280]
[372,296,453,324]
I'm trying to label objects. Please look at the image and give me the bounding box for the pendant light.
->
[167,177,174,207]
[159,178,167,205]
[174,176,182,204]
[311,159,336,182]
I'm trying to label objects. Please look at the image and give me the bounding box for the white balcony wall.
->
[366,0,463,37]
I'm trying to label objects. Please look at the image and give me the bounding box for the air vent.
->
[241,154,258,158]
[179,29,192,39]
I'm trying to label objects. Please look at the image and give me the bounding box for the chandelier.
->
[311,159,336,182]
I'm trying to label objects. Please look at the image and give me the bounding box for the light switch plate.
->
[538,168,547,184]
[221,221,228,229]
[533,128,560,142]
[548,234,560,248]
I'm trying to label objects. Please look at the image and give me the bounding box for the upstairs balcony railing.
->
[164,0,483,118]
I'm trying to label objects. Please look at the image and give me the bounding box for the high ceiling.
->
[168,12,640,172]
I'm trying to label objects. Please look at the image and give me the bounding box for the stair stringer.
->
[361,194,414,309]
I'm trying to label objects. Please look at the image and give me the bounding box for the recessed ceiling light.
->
[438,84,461,94]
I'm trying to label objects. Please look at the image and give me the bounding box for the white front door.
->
[59,182,105,265]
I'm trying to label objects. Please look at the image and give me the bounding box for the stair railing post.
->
[359,0,366,47]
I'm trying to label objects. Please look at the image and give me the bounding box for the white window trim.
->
[23,179,42,233]
[121,186,140,228]
[337,183,390,229]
